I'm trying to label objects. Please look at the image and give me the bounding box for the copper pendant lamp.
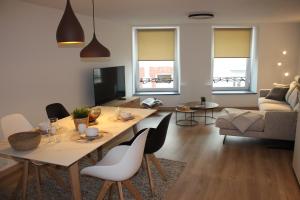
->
[56,0,84,45]
[80,0,110,57]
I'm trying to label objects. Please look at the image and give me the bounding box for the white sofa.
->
[216,76,300,141]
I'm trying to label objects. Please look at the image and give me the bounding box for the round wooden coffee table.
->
[175,108,198,126]
[184,101,219,125]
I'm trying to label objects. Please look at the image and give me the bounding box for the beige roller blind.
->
[137,29,175,61]
[214,28,252,58]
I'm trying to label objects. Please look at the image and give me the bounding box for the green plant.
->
[72,107,90,119]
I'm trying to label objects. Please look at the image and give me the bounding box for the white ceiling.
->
[22,0,300,24]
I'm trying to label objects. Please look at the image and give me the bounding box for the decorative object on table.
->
[38,121,51,132]
[80,0,110,58]
[78,123,87,135]
[72,107,90,130]
[88,107,101,124]
[176,105,190,112]
[86,127,99,137]
[141,97,163,109]
[117,111,134,121]
[201,96,206,105]
[56,0,84,46]
[8,131,42,151]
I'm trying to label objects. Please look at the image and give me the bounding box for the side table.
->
[175,108,198,126]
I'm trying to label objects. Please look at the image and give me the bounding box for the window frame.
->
[212,26,255,91]
[132,26,180,93]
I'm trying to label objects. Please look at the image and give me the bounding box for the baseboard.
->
[158,106,258,112]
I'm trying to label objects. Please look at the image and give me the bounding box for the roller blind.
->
[214,28,252,58]
[137,29,175,61]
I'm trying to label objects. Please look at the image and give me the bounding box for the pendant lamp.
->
[80,0,110,57]
[56,0,84,45]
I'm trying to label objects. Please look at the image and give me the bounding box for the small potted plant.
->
[72,107,90,130]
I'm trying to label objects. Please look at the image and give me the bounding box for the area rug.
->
[24,158,186,200]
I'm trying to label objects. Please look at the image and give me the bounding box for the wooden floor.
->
[138,112,300,200]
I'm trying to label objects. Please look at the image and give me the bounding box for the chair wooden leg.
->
[145,155,154,195]
[123,180,142,200]
[149,154,167,181]
[22,160,29,200]
[117,182,124,200]
[45,166,67,191]
[33,165,42,200]
[108,182,115,200]
[96,180,114,200]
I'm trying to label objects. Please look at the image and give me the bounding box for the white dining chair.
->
[81,128,149,200]
[1,113,66,199]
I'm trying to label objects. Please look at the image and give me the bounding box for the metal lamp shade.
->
[56,0,84,45]
[80,34,110,57]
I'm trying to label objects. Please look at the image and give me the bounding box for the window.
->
[132,27,180,93]
[212,28,254,91]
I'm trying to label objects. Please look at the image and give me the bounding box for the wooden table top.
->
[0,106,156,167]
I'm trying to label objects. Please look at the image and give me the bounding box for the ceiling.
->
[22,0,300,24]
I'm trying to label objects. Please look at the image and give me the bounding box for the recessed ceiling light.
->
[284,72,289,77]
[188,13,214,20]
[282,50,287,55]
[277,62,282,66]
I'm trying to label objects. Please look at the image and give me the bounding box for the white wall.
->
[0,0,132,126]
[1,0,300,127]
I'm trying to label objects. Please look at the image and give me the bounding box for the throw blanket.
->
[219,108,264,133]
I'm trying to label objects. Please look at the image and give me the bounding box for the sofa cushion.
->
[285,81,297,101]
[259,102,292,112]
[258,97,288,105]
[265,87,289,101]
[287,87,299,108]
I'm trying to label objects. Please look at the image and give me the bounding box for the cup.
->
[78,124,87,135]
[38,122,50,132]
[86,127,99,137]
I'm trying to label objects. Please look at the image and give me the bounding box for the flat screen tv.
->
[93,66,126,105]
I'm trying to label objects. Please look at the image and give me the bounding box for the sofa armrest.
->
[264,111,297,140]
[259,89,271,97]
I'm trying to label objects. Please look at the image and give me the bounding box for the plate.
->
[80,134,102,140]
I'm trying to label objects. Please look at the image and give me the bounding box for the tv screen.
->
[93,66,126,105]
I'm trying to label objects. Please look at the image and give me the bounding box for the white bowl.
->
[86,127,99,137]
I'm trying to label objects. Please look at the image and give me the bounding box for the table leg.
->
[132,125,138,135]
[22,160,29,200]
[69,162,82,200]
[205,110,207,125]
[97,147,103,161]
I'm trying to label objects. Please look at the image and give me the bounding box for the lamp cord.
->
[92,0,95,35]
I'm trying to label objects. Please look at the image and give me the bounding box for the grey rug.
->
[25,158,185,200]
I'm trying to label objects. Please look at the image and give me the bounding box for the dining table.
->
[0,106,156,200]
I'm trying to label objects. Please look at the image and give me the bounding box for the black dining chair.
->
[46,103,70,120]
[119,112,172,194]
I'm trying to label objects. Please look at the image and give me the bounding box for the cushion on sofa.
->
[285,81,297,101]
[259,102,292,112]
[265,87,289,101]
[287,87,299,109]
[258,97,289,105]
